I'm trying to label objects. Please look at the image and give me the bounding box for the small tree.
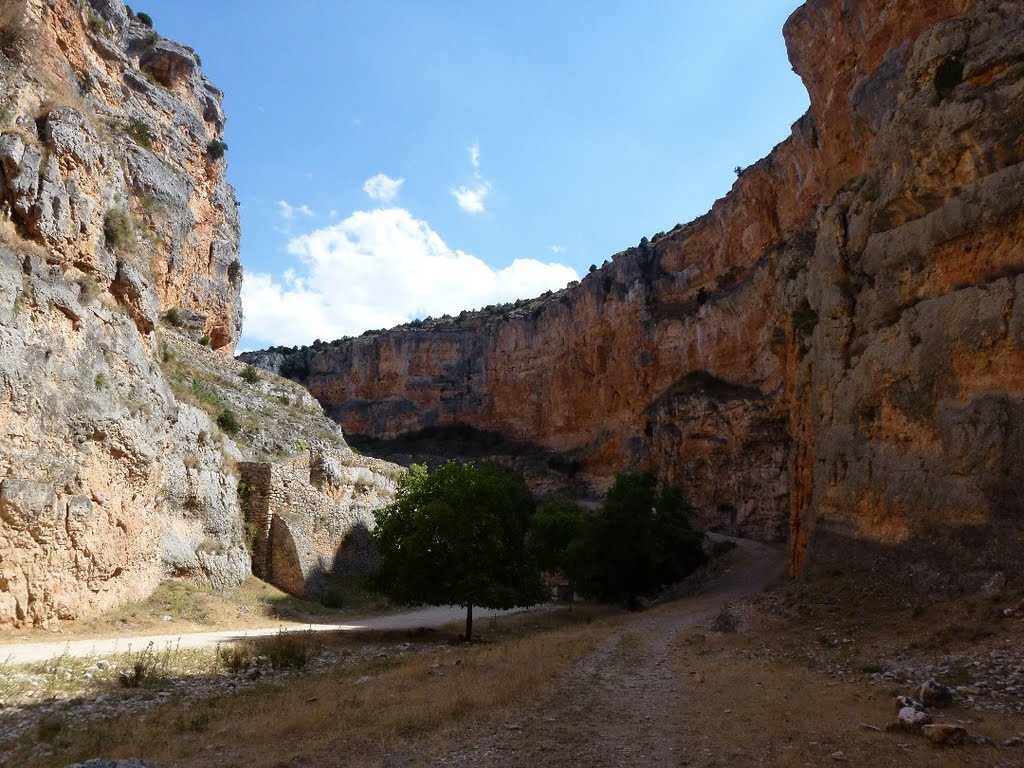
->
[372,461,546,641]
[570,471,705,608]
[527,499,585,596]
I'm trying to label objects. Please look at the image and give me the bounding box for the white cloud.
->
[549,244,566,255]
[242,208,578,348]
[276,200,315,221]
[451,183,491,214]
[363,173,405,204]
[451,142,492,214]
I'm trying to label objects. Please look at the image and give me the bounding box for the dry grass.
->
[0,217,47,261]
[668,629,1023,767]
[0,578,384,646]
[12,605,621,768]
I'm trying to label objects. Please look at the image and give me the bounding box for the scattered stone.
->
[898,707,932,729]
[859,723,883,732]
[692,672,705,683]
[918,678,954,708]
[65,761,151,768]
[895,695,924,711]
[921,724,968,746]
[830,750,847,761]
[1002,737,1024,748]
[980,572,1006,598]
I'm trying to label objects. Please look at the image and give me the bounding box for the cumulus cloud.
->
[451,142,492,214]
[363,173,405,203]
[242,208,578,348]
[276,200,315,221]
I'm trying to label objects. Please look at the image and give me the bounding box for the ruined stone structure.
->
[248,0,1024,584]
[239,448,398,599]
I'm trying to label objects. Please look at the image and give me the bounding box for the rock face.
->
[0,0,398,627]
[247,0,1024,581]
[0,0,247,627]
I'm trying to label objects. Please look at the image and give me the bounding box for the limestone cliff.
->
[246,0,1024,582]
[0,0,396,627]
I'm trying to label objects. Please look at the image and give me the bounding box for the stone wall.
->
[239,447,398,599]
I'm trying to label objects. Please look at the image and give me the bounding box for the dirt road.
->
[0,604,517,665]
[437,536,787,767]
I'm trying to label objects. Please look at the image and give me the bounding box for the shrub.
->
[163,307,182,327]
[199,335,210,346]
[103,208,135,251]
[240,365,260,384]
[0,18,28,61]
[734,165,743,177]
[207,139,228,160]
[791,300,818,337]
[85,11,106,37]
[218,642,256,673]
[216,408,240,435]
[94,372,107,389]
[126,118,153,149]
[78,71,95,95]
[264,631,311,670]
[227,258,242,285]
[136,11,154,28]
[320,587,345,609]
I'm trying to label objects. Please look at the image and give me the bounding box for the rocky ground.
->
[2,541,1023,767]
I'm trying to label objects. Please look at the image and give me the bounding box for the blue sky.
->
[147,1,809,350]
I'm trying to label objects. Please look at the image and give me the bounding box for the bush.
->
[0,18,28,61]
[163,307,182,327]
[207,139,228,160]
[264,631,310,670]
[104,208,135,251]
[240,365,260,384]
[320,587,345,609]
[227,258,242,285]
[94,372,107,389]
[126,118,153,148]
[569,471,706,608]
[216,408,240,435]
[791,301,818,338]
[78,71,95,95]
[136,11,154,28]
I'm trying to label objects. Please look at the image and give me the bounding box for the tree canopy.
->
[570,471,705,608]
[526,498,585,594]
[371,461,546,641]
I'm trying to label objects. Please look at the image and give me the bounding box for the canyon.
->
[247,0,1024,583]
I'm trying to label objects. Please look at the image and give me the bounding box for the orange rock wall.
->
[262,0,1024,578]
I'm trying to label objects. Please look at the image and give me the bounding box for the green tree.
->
[571,471,705,608]
[527,499,585,596]
[371,461,546,641]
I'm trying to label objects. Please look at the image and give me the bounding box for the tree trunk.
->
[465,603,474,642]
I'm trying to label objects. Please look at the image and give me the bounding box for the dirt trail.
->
[437,536,786,767]
[0,604,517,665]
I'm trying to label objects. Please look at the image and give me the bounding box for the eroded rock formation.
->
[0,0,397,627]
[247,0,1024,581]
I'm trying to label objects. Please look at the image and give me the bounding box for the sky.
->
[147,1,810,351]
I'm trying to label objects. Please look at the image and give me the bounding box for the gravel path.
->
[0,604,517,665]
[436,536,786,767]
